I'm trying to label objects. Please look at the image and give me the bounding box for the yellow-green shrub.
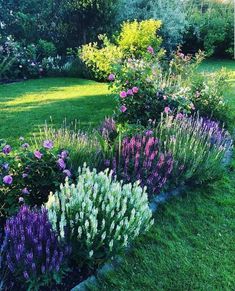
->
[117,19,163,58]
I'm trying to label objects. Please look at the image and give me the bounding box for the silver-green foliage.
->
[46,165,153,266]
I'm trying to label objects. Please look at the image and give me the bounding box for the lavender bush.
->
[154,113,233,185]
[1,206,68,290]
[108,134,174,196]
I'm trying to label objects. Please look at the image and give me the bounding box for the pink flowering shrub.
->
[107,134,174,196]
[0,139,71,222]
[109,50,205,125]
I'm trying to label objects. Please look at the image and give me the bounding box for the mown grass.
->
[0,60,234,290]
[0,78,114,145]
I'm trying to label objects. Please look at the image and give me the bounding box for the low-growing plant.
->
[153,113,232,185]
[46,165,153,267]
[37,121,102,171]
[1,206,69,290]
[0,139,71,220]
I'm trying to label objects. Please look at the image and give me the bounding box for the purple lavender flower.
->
[108,73,115,81]
[2,145,11,155]
[34,150,43,159]
[3,175,13,185]
[43,140,53,150]
[57,158,66,170]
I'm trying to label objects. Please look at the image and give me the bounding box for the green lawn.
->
[0,60,234,290]
[0,78,114,145]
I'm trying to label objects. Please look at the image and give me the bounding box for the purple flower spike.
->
[3,175,13,185]
[43,140,53,149]
[108,73,115,81]
[34,150,43,159]
[2,145,11,155]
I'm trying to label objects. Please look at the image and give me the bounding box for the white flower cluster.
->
[46,165,153,264]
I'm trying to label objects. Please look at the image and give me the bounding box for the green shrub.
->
[79,35,123,80]
[183,0,233,58]
[79,19,164,80]
[46,165,153,267]
[117,19,163,58]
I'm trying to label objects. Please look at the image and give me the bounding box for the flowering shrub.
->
[154,114,232,185]
[46,165,153,267]
[0,36,44,80]
[106,134,173,196]
[110,50,205,125]
[79,20,164,81]
[190,69,229,124]
[1,206,68,290]
[0,139,71,220]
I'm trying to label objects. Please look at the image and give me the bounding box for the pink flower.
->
[163,95,167,100]
[132,87,139,94]
[120,91,127,98]
[120,105,127,113]
[127,89,133,95]
[34,150,43,159]
[43,140,53,149]
[3,175,13,185]
[108,74,115,81]
[147,46,154,54]
[176,113,184,119]
[164,106,171,114]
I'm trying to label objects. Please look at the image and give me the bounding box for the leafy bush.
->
[110,49,205,125]
[107,134,174,196]
[190,69,229,123]
[183,0,233,58]
[79,35,123,80]
[79,20,164,80]
[1,206,68,290]
[117,19,163,58]
[117,0,189,53]
[0,139,71,219]
[154,114,232,185]
[46,165,153,267]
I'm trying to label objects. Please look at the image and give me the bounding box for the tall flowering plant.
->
[1,206,69,290]
[107,133,174,196]
[109,49,204,125]
[0,139,71,221]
